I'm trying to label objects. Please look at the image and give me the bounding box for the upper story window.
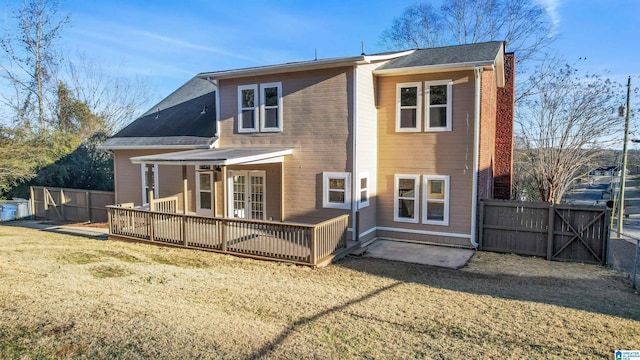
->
[395,80,452,133]
[396,82,422,132]
[260,83,282,132]
[425,80,452,131]
[238,82,282,133]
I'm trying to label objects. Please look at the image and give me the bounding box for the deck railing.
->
[107,206,349,266]
[150,196,178,213]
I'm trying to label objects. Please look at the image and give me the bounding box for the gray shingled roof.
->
[100,76,217,149]
[377,41,504,70]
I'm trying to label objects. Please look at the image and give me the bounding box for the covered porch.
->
[107,147,350,266]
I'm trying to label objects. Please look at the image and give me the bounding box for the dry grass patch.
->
[0,224,639,359]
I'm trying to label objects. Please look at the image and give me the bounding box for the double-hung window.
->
[323,172,351,210]
[238,82,282,133]
[425,80,452,131]
[238,84,258,132]
[260,82,282,132]
[395,80,452,132]
[396,83,422,132]
[394,174,420,223]
[422,175,450,225]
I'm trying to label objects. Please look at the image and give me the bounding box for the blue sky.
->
[1,0,639,108]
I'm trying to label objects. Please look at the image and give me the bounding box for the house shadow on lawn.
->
[334,255,640,321]
[250,254,639,358]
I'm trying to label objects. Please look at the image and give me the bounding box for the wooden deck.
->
[107,206,349,266]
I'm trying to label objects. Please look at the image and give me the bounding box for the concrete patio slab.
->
[361,239,475,269]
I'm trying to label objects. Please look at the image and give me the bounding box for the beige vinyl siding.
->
[376,70,476,245]
[113,149,196,211]
[355,62,382,241]
[218,67,354,225]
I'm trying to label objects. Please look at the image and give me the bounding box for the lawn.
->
[0,225,639,359]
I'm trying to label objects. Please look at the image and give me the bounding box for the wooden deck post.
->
[182,165,188,214]
[280,161,285,222]
[310,227,317,265]
[547,204,555,261]
[147,164,154,209]
[222,166,227,218]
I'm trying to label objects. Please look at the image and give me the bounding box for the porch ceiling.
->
[129,147,292,166]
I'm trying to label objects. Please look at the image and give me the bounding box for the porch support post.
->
[147,163,154,210]
[222,166,228,217]
[182,165,188,214]
[280,161,285,222]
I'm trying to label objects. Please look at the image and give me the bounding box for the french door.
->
[228,170,266,220]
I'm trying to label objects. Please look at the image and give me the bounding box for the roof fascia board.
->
[373,60,496,76]
[200,57,364,80]
[97,144,214,151]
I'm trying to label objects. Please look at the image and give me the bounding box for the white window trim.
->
[422,175,450,226]
[238,84,259,133]
[259,82,283,132]
[140,163,159,205]
[358,172,370,209]
[396,82,422,132]
[424,80,453,132]
[394,174,420,223]
[323,172,351,210]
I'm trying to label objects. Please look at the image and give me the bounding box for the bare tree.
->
[380,0,555,64]
[64,54,153,132]
[0,0,70,133]
[516,60,621,203]
[379,3,445,50]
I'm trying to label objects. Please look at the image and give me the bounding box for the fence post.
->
[107,207,112,235]
[478,200,485,251]
[60,188,65,221]
[85,191,91,223]
[547,204,555,261]
[29,186,35,219]
[43,187,48,220]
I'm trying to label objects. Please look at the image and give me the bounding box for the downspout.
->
[352,65,358,241]
[470,66,483,248]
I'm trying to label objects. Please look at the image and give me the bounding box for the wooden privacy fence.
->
[107,206,349,266]
[478,199,609,265]
[30,186,114,223]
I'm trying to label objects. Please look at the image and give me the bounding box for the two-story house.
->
[99,41,514,262]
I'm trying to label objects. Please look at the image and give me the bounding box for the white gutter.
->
[352,64,358,241]
[470,66,483,248]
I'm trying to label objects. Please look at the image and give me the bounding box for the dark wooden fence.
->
[30,186,114,223]
[478,199,609,265]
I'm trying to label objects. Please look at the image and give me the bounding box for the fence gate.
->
[479,200,609,265]
[30,186,115,223]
